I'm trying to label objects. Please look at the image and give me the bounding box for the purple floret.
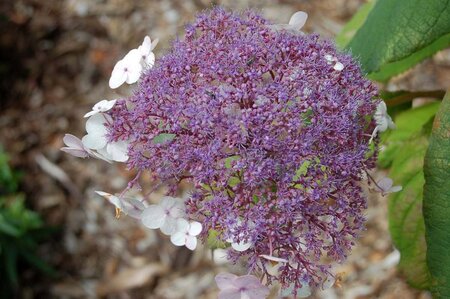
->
[108,7,379,291]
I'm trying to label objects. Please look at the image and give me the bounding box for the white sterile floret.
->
[84,99,117,118]
[141,196,185,235]
[375,101,396,131]
[376,177,402,196]
[95,191,145,219]
[369,101,396,143]
[81,114,129,162]
[170,219,202,250]
[109,49,143,89]
[138,36,158,67]
[281,281,311,298]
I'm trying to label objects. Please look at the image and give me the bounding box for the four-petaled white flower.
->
[170,219,202,250]
[369,101,396,143]
[138,36,158,67]
[376,177,402,196]
[84,99,117,118]
[95,191,145,219]
[215,273,270,299]
[61,134,90,158]
[109,49,143,89]
[141,196,185,235]
[81,114,129,162]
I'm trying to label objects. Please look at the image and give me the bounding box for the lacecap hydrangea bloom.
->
[64,7,401,297]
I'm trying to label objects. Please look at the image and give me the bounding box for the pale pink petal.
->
[288,11,308,30]
[160,216,178,235]
[170,232,186,246]
[245,285,270,299]
[377,177,393,191]
[218,289,241,299]
[60,147,90,158]
[63,134,84,148]
[215,273,238,290]
[141,205,166,229]
[389,185,403,193]
[188,221,202,236]
[185,235,197,250]
[234,275,261,289]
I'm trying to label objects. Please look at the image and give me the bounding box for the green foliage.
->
[346,0,450,81]
[0,148,56,296]
[380,104,440,288]
[152,133,176,144]
[335,0,375,48]
[423,91,450,298]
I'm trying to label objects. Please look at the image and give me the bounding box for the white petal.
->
[106,141,129,162]
[95,191,123,210]
[121,198,145,219]
[82,134,107,150]
[125,64,143,84]
[185,235,198,250]
[170,232,186,246]
[94,99,116,112]
[188,221,202,236]
[93,147,113,163]
[322,276,335,290]
[123,49,142,66]
[160,196,177,209]
[160,216,178,235]
[140,36,152,53]
[288,11,308,30]
[151,38,159,51]
[297,283,312,298]
[175,218,190,233]
[144,52,155,67]
[231,241,252,252]
[85,114,108,136]
[324,54,335,62]
[109,60,128,89]
[376,101,387,115]
[84,110,99,118]
[63,134,84,148]
[141,205,166,229]
[60,147,90,158]
[376,118,389,132]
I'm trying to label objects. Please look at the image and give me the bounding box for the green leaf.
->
[336,1,375,48]
[423,91,450,297]
[207,229,226,249]
[347,0,450,79]
[369,33,450,82]
[387,135,431,289]
[0,214,21,237]
[152,133,176,144]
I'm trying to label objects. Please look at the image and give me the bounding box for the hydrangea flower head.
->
[93,7,380,295]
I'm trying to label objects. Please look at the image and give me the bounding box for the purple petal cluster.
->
[108,7,379,291]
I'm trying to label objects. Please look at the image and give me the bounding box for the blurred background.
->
[1,0,449,298]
